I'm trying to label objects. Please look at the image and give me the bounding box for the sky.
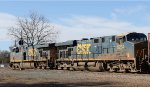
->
[0,1,150,50]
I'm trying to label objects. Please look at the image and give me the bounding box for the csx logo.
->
[77,44,91,54]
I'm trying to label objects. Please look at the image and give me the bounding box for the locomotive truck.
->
[9,32,150,73]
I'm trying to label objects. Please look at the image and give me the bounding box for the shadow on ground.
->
[0,82,116,87]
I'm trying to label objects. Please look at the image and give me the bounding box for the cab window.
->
[94,39,99,43]
[127,33,147,41]
[116,36,126,44]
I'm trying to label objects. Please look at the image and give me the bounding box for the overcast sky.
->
[0,1,150,50]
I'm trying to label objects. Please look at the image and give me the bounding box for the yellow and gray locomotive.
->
[9,43,57,70]
[10,32,149,73]
[56,32,149,72]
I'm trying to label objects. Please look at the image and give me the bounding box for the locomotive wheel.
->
[99,63,105,72]
[72,63,77,71]
[19,67,23,70]
[42,66,46,69]
[118,65,125,72]
[67,67,70,70]
[61,67,64,70]
[38,66,42,69]
[114,68,119,72]
[125,69,131,73]
[18,65,23,70]
[12,65,16,70]
[69,66,74,71]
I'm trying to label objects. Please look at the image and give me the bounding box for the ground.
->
[0,68,150,87]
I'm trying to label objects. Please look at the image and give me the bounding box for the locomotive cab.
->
[126,33,148,72]
[116,32,148,72]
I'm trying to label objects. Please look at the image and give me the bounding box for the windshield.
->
[126,33,147,41]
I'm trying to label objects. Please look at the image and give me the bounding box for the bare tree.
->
[9,12,58,46]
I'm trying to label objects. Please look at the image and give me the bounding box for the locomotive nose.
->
[134,41,148,58]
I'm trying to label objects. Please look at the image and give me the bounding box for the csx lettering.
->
[77,44,91,54]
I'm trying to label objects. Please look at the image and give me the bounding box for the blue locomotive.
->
[56,32,148,72]
[10,32,149,72]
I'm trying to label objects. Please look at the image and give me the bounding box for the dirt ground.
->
[0,68,150,87]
